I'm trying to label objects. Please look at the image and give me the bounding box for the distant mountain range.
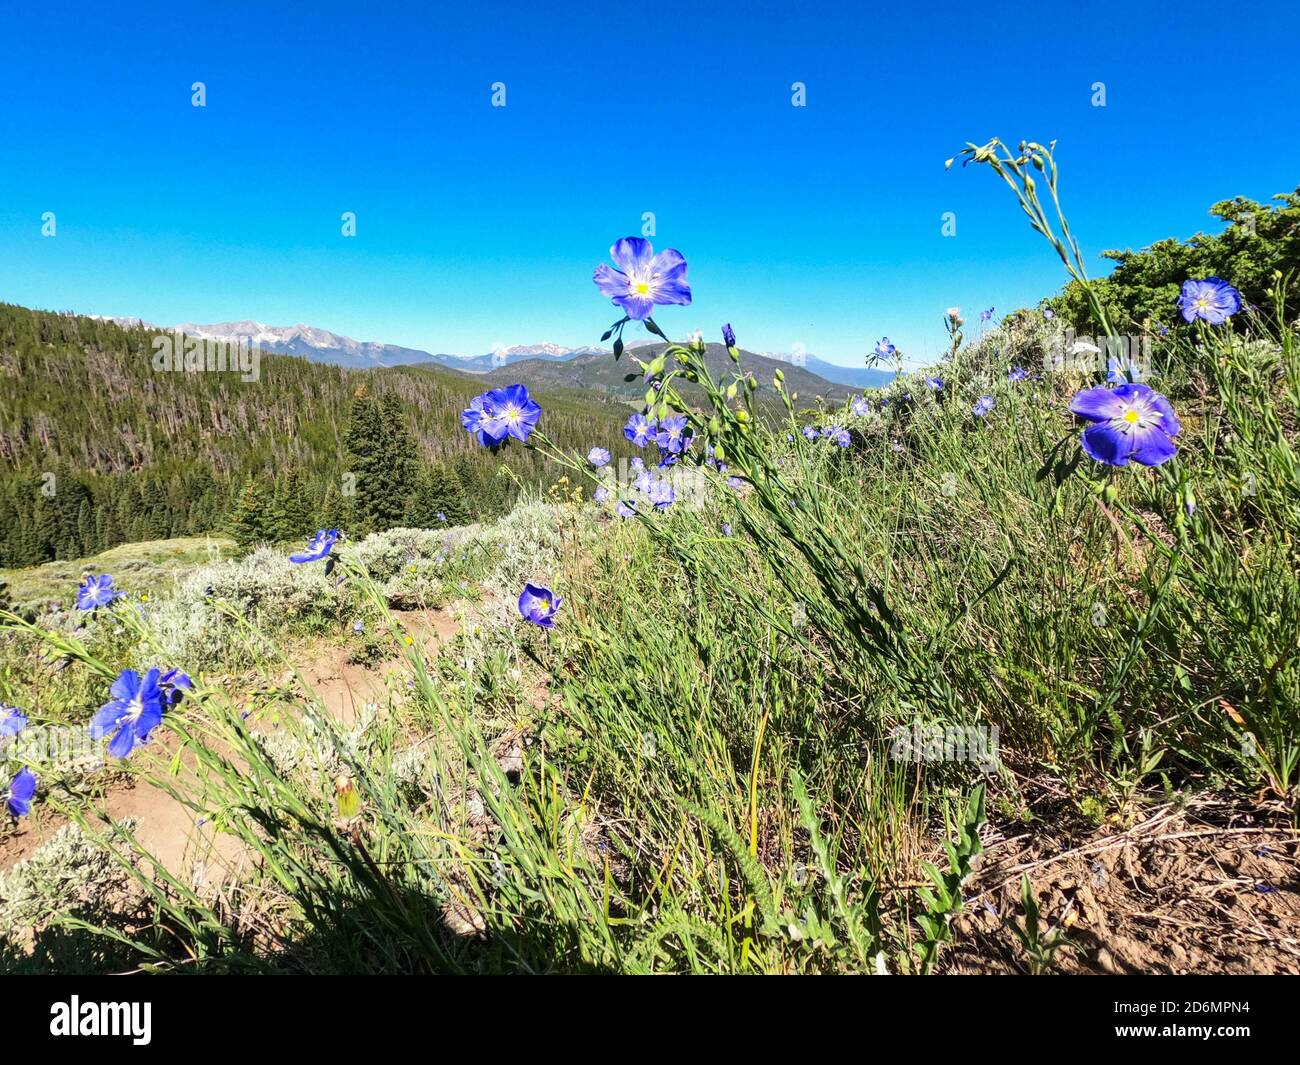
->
[481,342,859,406]
[759,350,896,390]
[85,315,894,390]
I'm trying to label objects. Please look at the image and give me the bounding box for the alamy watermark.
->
[151,329,260,382]
[598,456,711,511]
[1043,329,1152,379]
[3,724,103,771]
[889,720,1000,774]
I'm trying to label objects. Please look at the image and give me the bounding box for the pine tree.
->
[319,482,351,532]
[375,392,418,529]
[345,387,419,533]
[229,477,271,549]
[433,463,470,525]
[278,467,313,539]
[344,386,383,536]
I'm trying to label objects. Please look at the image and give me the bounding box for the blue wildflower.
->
[874,338,896,360]
[463,384,543,447]
[981,306,995,322]
[1043,308,1055,320]
[1177,277,1241,324]
[722,323,736,348]
[1008,366,1028,383]
[647,478,676,509]
[159,668,193,708]
[89,668,166,759]
[624,412,655,448]
[925,377,943,391]
[594,485,610,504]
[353,620,365,634]
[721,522,733,536]
[5,767,36,818]
[290,529,339,563]
[460,394,499,446]
[972,396,995,417]
[1,706,27,739]
[616,500,636,519]
[801,426,818,441]
[851,397,869,416]
[1069,383,1181,467]
[437,511,447,523]
[1106,355,1144,384]
[588,447,611,468]
[656,414,689,454]
[726,476,743,491]
[76,574,122,611]
[518,583,562,629]
[592,237,692,321]
[830,427,851,447]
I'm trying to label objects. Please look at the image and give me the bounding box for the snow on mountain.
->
[167,321,440,370]
[87,314,163,331]
[77,312,886,388]
[493,343,605,359]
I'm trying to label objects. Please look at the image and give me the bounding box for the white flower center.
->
[1115,400,1157,433]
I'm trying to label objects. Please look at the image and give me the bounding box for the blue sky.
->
[1,1,1297,369]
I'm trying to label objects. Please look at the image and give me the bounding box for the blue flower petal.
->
[1128,426,1178,466]
[1080,422,1132,466]
[610,237,653,274]
[1069,388,1126,422]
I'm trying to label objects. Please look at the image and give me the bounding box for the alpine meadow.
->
[1,2,1299,1011]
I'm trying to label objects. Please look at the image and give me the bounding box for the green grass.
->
[1,535,237,610]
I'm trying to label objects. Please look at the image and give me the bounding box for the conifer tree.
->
[229,477,271,549]
[344,386,383,536]
[276,467,313,540]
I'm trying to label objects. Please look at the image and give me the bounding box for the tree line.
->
[0,304,632,565]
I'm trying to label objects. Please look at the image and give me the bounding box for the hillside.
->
[0,304,637,566]
[481,342,856,405]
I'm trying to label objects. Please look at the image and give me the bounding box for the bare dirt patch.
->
[1,604,467,882]
[945,794,1300,974]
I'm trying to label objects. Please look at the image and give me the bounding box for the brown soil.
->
[0,605,465,884]
[945,794,1300,974]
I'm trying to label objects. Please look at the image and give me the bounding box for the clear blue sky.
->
[1,0,1297,368]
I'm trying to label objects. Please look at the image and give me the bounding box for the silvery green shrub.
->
[148,547,339,668]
